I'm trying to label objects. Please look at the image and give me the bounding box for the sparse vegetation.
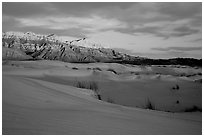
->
[145,98,155,110]
[179,73,186,77]
[172,84,179,90]
[197,72,202,76]
[93,67,102,71]
[176,84,179,90]
[75,81,101,100]
[75,81,98,92]
[72,67,78,70]
[97,94,101,100]
[184,105,202,112]
[107,68,117,74]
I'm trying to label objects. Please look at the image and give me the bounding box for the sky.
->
[2,2,202,59]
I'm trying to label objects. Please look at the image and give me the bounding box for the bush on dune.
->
[72,67,78,70]
[75,81,101,100]
[145,98,155,110]
[107,68,117,74]
[172,84,180,90]
[184,105,202,112]
[93,67,102,71]
[76,81,98,91]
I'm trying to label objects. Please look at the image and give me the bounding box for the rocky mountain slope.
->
[2,31,140,63]
[2,31,202,67]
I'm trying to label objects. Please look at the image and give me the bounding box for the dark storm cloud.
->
[192,38,202,42]
[134,26,159,34]
[133,26,167,38]
[170,26,200,37]
[151,46,202,51]
[51,2,134,16]
[112,3,202,38]
[2,2,134,18]
[117,25,200,39]
[174,26,196,33]
[2,2,57,17]
[158,2,202,19]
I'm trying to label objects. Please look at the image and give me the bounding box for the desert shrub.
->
[132,72,139,75]
[194,79,202,83]
[97,94,101,100]
[107,68,117,74]
[145,98,155,110]
[76,81,86,89]
[186,74,192,77]
[93,67,102,71]
[75,81,98,92]
[75,81,101,100]
[176,84,179,90]
[197,72,202,76]
[72,67,78,70]
[87,67,92,70]
[172,84,179,90]
[184,105,202,112]
[180,73,186,77]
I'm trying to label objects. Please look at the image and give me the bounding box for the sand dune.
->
[2,60,202,134]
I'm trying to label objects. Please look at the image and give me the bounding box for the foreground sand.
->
[2,60,202,134]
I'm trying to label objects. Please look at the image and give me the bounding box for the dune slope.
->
[2,61,202,135]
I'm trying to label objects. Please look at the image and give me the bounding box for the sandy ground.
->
[2,60,202,134]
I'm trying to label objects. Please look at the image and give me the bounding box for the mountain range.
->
[2,31,202,67]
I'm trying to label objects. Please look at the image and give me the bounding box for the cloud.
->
[2,15,23,32]
[171,26,199,37]
[2,2,57,17]
[15,15,127,33]
[117,23,200,39]
[151,46,202,51]
[2,2,134,19]
[158,3,202,19]
[49,2,134,16]
[18,26,88,38]
[105,3,202,39]
[3,2,202,39]
[192,38,202,42]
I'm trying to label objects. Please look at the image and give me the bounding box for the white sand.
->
[2,60,202,134]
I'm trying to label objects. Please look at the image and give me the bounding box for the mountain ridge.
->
[2,31,202,67]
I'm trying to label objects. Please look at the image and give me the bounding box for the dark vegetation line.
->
[7,57,202,67]
[105,58,202,67]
